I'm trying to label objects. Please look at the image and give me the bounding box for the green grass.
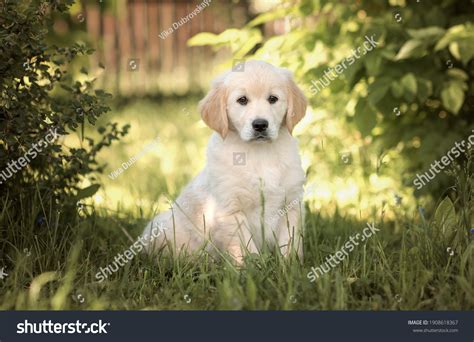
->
[0,194,472,310]
[0,98,472,310]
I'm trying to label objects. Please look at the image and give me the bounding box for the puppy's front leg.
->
[277,202,304,260]
[213,213,259,265]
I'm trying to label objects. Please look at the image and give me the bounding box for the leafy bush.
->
[0,0,129,211]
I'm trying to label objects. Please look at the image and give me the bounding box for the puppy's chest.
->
[231,153,287,203]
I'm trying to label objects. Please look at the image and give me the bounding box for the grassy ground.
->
[0,98,472,310]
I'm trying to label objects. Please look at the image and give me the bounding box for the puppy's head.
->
[199,60,307,142]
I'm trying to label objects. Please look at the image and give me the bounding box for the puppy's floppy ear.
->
[284,72,307,135]
[199,77,228,139]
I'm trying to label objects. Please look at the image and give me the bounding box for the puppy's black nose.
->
[252,119,268,132]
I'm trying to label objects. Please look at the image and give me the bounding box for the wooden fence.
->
[79,0,251,95]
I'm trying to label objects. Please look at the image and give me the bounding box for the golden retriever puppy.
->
[142,60,307,264]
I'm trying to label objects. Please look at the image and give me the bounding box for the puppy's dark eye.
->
[268,95,278,104]
[237,96,248,105]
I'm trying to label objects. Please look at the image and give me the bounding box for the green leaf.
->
[434,24,474,64]
[447,68,469,81]
[452,39,474,65]
[188,28,262,58]
[75,184,100,201]
[234,31,263,59]
[390,81,404,98]
[187,32,221,46]
[407,26,445,42]
[367,79,391,106]
[188,29,248,47]
[246,7,290,28]
[345,59,364,88]
[395,39,426,60]
[434,197,456,236]
[354,98,377,137]
[441,81,466,114]
[449,41,462,60]
[434,24,474,51]
[364,52,383,76]
[400,73,417,101]
[417,79,433,103]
